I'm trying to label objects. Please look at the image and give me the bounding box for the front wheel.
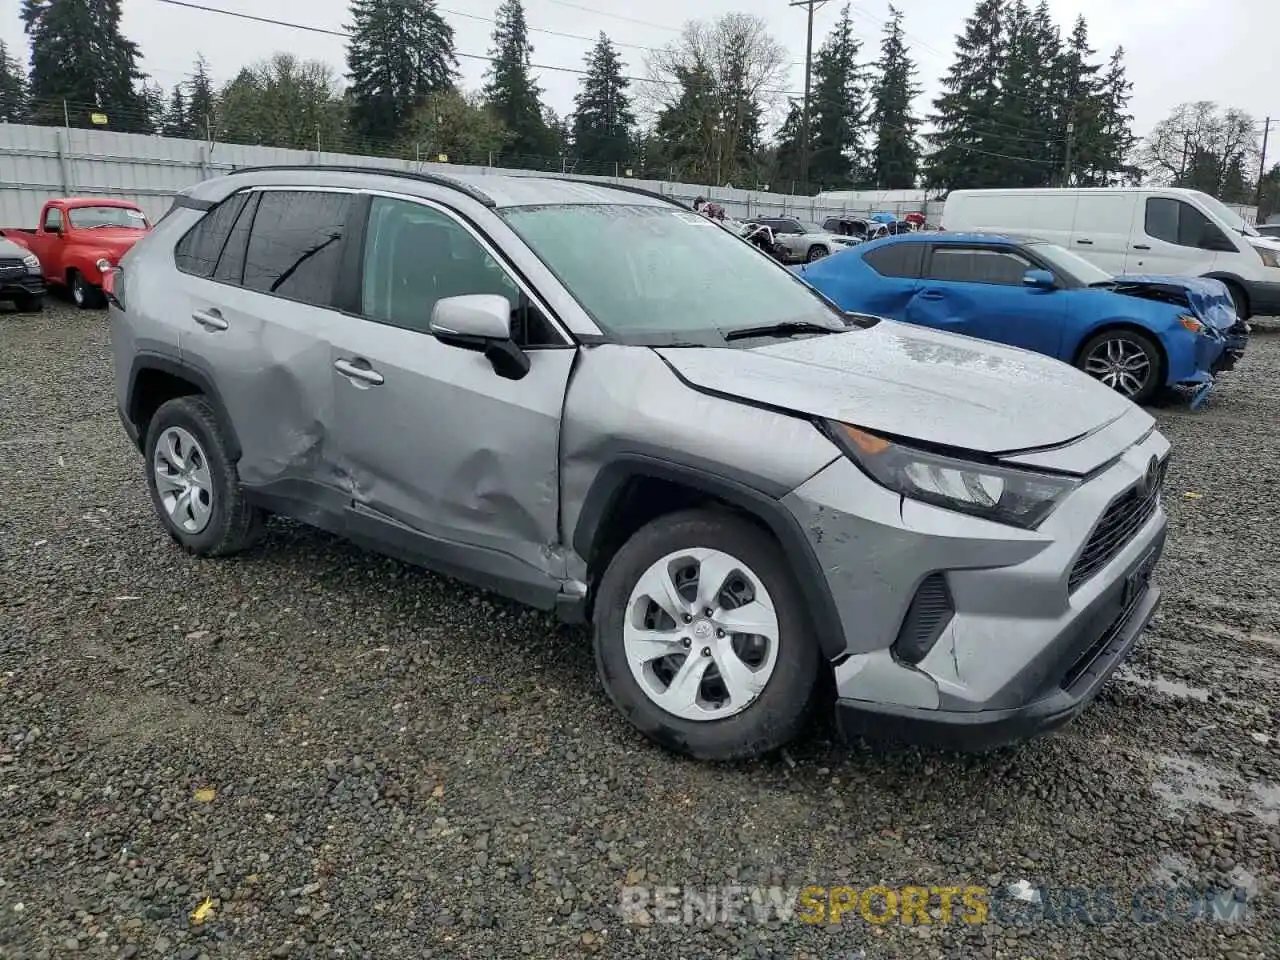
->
[592,509,819,761]
[806,245,828,263]
[1078,329,1163,405]
[69,271,104,309]
[1221,280,1250,321]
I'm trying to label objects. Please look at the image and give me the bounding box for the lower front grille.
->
[1068,456,1167,593]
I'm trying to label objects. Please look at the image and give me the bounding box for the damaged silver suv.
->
[109,166,1171,761]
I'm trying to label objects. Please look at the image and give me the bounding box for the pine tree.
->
[141,79,165,134]
[926,0,1007,190]
[654,63,717,182]
[0,40,30,122]
[1092,47,1136,185]
[346,0,457,146]
[483,0,553,167]
[161,84,189,137]
[868,4,921,189]
[992,0,1047,187]
[807,4,865,189]
[571,33,634,172]
[185,55,216,140]
[1053,14,1102,185]
[772,102,808,190]
[22,0,150,132]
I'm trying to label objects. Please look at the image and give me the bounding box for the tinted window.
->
[43,207,62,232]
[174,192,249,279]
[926,247,1032,285]
[1144,198,1224,248]
[242,190,351,306]
[212,193,259,285]
[864,243,924,279]
[769,220,802,234]
[360,197,558,346]
[68,206,147,229]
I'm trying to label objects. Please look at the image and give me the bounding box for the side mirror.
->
[1023,269,1056,290]
[429,294,530,381]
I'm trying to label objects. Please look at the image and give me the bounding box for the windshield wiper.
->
[723,320,842,342]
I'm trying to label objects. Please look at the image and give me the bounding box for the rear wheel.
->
[593,509,819,761]
[1078,329,1163,405]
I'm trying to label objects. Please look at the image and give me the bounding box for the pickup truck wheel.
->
[69,271,103,309]
[13,294,43,313]
[593,509,818,761]
[1079,329,1162,405]
[144,396,264,557]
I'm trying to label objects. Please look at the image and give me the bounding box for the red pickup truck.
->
[1,198,152,308]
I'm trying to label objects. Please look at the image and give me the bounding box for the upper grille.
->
[1068,456,1167,593]
[0,257,25,278]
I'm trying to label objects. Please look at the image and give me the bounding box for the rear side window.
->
[174,193,249,278]
[925,246,1031,285]
[863,243,924,279]
[242,190,352,306]
[1144,198,1224,249]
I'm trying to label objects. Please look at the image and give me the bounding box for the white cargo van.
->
[941,187,1280,318]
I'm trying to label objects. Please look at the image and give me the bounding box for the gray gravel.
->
[1,301,1278,960]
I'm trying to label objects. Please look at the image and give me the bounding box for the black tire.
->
[13,294,43,313]
[1221,280,1250,321]
[144,396,264,556]
[593,509,819,761]
[806,245,828,263]
[1077,328,1164,406]
[69,270,104,310]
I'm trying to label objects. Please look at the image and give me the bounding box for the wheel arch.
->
[127,354,242,460]
[1071,320,1170,387]
[571,454,848,660]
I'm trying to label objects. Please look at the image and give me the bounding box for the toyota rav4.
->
[109,165,1171,761]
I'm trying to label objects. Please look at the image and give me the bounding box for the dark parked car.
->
[0,236,45,312]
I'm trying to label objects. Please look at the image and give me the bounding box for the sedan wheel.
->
[1079,330,1161,404]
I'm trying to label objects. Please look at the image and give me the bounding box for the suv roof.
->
[213,164,682,211]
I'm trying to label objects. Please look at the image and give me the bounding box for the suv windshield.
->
[1026,241,1114,286]
[68,206,148,229]
[502,203,847,344]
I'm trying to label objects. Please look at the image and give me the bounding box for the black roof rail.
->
[532,175,692,210]
[219,163,497,207]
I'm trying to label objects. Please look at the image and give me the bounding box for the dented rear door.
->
[327,193,574,590]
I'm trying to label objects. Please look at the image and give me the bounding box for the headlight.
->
[1255,246,1280,268]
[1177,314,1205,334]
[96,257,112,273]
[826,422,1080,529]
[22,253,40,273]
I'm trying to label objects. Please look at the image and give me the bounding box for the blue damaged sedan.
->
[792,232,1249,406]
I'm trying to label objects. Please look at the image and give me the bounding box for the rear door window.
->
[174,192,249,279]
[242,190,352,307]
[863,243,924,279]
[925,246,1033,285]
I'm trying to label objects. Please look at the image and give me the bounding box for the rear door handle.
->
[1133,244,1151,250]
[192,308,228,331]
[1075,239,1094,246]
[334,358,385,386]
[919,290,945,300]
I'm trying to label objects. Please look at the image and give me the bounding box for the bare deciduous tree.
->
[1139,101,1259,196]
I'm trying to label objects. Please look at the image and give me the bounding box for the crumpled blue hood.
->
[1113,273,1238,331]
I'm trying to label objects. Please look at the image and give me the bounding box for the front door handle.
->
[919,290,945,300]
[334,358,385,386]
[1133,244,1151,250]
[1075,239,1094,245]
[192,308,228,331]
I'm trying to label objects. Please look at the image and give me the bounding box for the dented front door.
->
[328,194,575,590]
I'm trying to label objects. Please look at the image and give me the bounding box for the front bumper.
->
[1210,320,1250,373]
[0,275,46,299]
[782,426,1170,749]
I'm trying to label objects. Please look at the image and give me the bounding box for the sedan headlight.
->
[1255,246,1280,268]
[22,253,40,273]
[826,422,1080,529]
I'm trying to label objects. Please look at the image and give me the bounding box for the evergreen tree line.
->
[1,0,1272,202]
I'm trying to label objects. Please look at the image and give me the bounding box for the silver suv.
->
[109,165,1170,761]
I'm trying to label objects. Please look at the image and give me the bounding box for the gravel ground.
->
[1,302,1278,960]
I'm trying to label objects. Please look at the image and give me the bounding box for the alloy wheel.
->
[623,548,779,721]
[1083,336,1151,398]
[153,426,214,534]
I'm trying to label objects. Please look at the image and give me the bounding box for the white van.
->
[941,187,1280,318]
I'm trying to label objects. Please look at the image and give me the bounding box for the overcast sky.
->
[3,0,1277,144]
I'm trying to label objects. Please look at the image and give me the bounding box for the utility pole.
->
[1256,116,1271,210]
[1062,118,1075,188]
[790,0,827,196]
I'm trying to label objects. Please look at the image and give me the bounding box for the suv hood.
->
[657,319,1136,456]
[1111,273,1238,330]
